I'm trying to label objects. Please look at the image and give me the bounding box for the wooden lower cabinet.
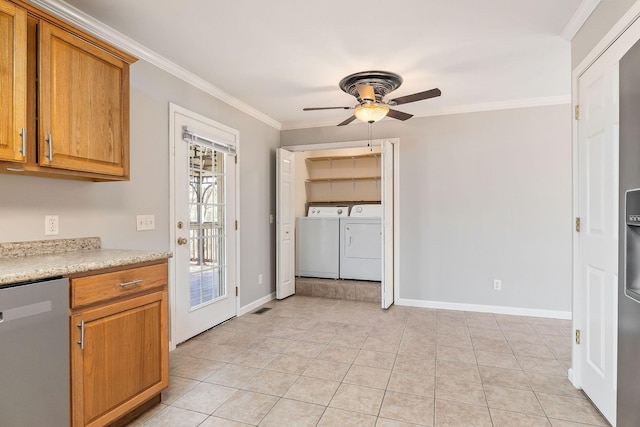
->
[69,263,169,427]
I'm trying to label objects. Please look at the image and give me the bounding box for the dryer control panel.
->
[307,206,349,217]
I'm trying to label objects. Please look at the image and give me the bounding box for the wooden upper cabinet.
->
[0,0,27,163]
[39,21,129,177]
[0,0,136,181]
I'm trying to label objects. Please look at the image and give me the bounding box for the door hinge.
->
[575,217,581,232]
[575,105,581,120]
[235,156,237,164]
[235,220,238,230]
[235,286,238,296]
[575,329,581,344]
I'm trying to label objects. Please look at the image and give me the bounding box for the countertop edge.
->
[0,250,173,286]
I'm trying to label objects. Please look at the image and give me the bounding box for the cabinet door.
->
[71,291,168,427]
[39,21,129,176]
[0,0,26,162]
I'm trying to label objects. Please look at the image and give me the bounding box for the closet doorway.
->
[276,138,399,308]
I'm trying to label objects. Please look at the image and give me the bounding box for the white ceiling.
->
[53,0,592,130]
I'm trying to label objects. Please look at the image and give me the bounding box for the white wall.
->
[0,59,280,308]
[282,104,572,312]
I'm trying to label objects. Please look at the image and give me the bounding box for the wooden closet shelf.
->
[305,153,380,162]
[306,176,381,182]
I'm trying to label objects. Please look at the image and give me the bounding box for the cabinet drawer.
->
[71,263,167,308]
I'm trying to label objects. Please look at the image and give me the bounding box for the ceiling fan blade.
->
[355,83,376,102]
[386,108,413,121]
[390,88,441,105]
[337,115,357,126]
[303,106,351,111]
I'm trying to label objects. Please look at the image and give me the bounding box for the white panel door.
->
[276,148,296,299]
[171,106,238,345]
[577,57,618,424]
[382,140,394,308]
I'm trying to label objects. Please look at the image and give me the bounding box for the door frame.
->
[571,2,640,390]
[168,103,241,350]
[282,138,401,305]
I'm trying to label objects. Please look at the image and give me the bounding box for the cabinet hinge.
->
[575,105,581,120]
[575,217,581,232]
[235,220,238,230]
[575,329,581,344]
[235,286,239,296]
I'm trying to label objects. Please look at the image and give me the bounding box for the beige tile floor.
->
[128,296,609,427]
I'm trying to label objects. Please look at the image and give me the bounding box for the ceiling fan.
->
[303,70,441,126]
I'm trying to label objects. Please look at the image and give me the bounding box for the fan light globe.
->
[354,104,389,123]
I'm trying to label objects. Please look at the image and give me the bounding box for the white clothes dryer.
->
[339,204,382,281]
[296,206,348,279]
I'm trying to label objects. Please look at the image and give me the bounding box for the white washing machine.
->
[340,204,382,281]
[296,206,348,279]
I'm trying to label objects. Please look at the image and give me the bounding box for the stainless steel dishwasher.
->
[0,277,69,426]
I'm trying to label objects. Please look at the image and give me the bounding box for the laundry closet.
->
[293,146,383,286]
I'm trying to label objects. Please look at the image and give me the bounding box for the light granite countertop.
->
[0,238,172,286]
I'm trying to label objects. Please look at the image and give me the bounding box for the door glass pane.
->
[188,143,227,309]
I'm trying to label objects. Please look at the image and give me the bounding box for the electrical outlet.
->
[258,274,263,285]
[45,215,59,235]
[136,215,155,231]
[493,279,502,291]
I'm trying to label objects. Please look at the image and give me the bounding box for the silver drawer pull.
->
[119,279,143,288]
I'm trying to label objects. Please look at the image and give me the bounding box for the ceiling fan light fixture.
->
[354,103,389,123]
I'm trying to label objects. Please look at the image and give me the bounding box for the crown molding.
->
[28,0,282,130]
[561,0,601,41]
[280,95,571,131]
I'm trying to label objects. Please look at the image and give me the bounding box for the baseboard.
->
[239,292,276,316]
[567,368,580,388]
[395,298,572,320]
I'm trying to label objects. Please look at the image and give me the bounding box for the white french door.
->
[576,54,618,424]
[276,148,295,299]
[382,140,395,309]
[170,104,238,346]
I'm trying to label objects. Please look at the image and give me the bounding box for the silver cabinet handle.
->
[77,320,84,350]
[19,128,26,156]
[45,134,53,161]
[119,279,143,287]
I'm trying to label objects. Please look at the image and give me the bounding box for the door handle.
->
[19,128,26,156]
[77,320,85,350]
[177,237,188,245]
[45,134,53,161]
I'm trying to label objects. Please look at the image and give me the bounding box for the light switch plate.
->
[136,215,155,231]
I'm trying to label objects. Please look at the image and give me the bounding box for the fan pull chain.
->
[368,122,372,150]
